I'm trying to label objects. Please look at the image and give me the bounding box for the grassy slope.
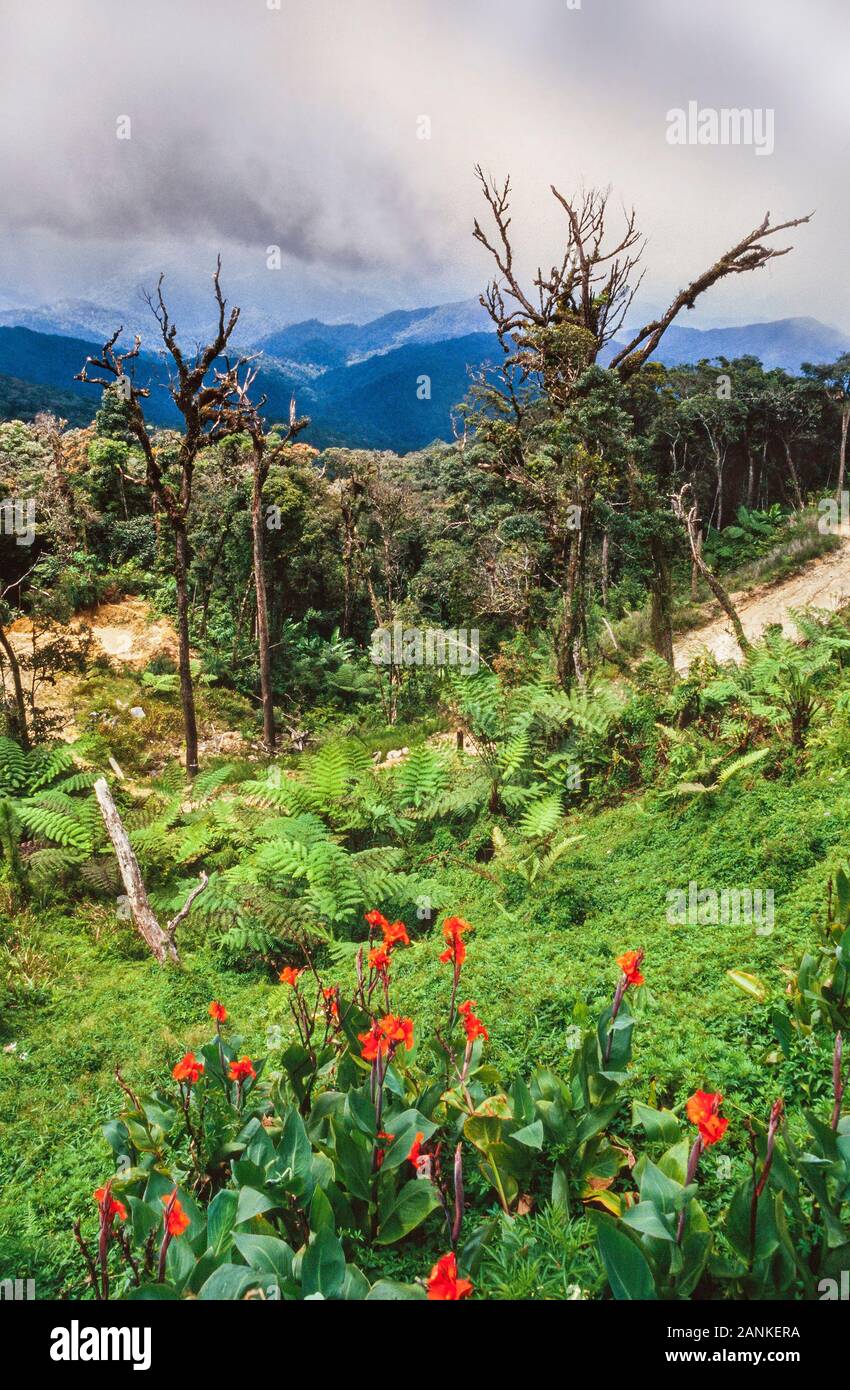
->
[2,755,844,1296]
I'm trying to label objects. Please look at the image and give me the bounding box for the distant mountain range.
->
[0,300,847,453]
[601,316,850,374]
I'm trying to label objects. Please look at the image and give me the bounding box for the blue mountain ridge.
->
[0,308,847,453]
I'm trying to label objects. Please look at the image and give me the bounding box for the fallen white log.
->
[93,777,207,965]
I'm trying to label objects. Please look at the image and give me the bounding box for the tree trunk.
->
[600,531,609,608]
[173,525,199,776]
[838,407,849,502]
[672,488,751,657]
[690,528,702,603]
[648,540,674,666]
[556,533,584,691]
[783,440,804,510]
[746,452,756,509]
[94,778,180,964]
[0,624,30,750]
[251,472,276,753]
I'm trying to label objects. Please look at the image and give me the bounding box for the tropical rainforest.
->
[2,176,850,1304]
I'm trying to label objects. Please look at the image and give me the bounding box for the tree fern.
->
[394,744,449,811]
[517,793,564,840]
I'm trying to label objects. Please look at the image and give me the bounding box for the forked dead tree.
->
[472,169,810,681]
[77,259,246,775]
[672,484,751,657]
[473,169,811,391]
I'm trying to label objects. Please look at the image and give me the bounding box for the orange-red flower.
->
[426,1252,473,1301]
[368,945,392,975]
[228,1056,257,1083]
[208,1000,227,1023]
[686,1090,729,1146]
[172,1051,204,1085]
[93,1186,127,1223]
[357,1013,414,1061]
[161,1192,191,1237]
[382,919,411,948]
[382,1014,414,1049]
[616,950,645,987]
[459,999,489,1043]
[365,909,390,933]
[323,985,340,1023]
[358,1021,384,1062]
[278,966,303,987]
[439,915,472,967]
[407,1131,425,1167]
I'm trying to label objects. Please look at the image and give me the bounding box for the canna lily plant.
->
[76,910,646,1301]
[77,913,850,1300]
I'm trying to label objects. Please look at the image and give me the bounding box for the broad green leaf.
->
[207,1189,238,1256]
[375,1179,442,1245]
[509,1119,544,1150]
[632,1101,680,1145]
[198,1263,264,1300]
[301,1227,346,1299]
[235,1186,276,1226]
[233,1233,294,1280]
[592,1213,657,1301]
[366,1279,428,1300]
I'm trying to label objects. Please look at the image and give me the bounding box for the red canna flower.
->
[208,1000,227,1024]
[616,950,645,987]
[323,985,340,1023]
[407,1131,425,1167]
[228,1056,257,1083]
[278,966,303,987]
[358,1021,384,1061]
[439,915,472,967]
[368,945,392,975]
[172,1051,204,1085]
[358,1013,414,1061]
[365,909,390,933]
[382,919,411,948]
[382,1014,414,1050]
[458,999,489,1043]
[161,1192,191,1237]
[94,1185,127,1223]
[426,1252,473,1301]
[686,1090,728,1146]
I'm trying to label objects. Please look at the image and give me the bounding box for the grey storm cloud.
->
[0,0,848,325]
[5,131,377,271]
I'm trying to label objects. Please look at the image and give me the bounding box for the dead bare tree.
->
[221,369,310,753]
[77,259,245,775]
[671,484,751,657]
[474,168,811,396]
[472,169,810,684]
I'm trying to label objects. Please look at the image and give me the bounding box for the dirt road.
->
[673,532,850,673]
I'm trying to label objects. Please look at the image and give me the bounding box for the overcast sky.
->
[0,0,847,336]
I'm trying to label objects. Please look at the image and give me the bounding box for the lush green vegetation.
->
[2,253,850,1300]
